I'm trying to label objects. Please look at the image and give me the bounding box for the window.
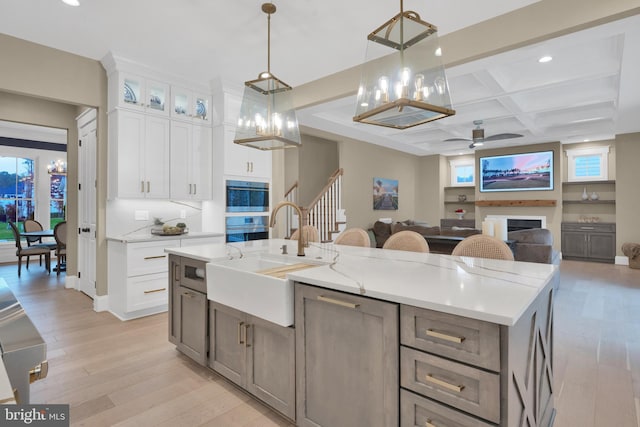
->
[449,158,475,186]
[50,173,66,229]
[566,146,609,181]
[0,157,35,240]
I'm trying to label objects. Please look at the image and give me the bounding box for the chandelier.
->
[353,0,455,129]
[234,3,301,150]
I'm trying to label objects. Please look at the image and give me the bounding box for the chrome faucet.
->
[270,201,305,256]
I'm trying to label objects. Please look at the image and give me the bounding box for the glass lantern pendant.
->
[234,3,301,150]
[353,0,456,129]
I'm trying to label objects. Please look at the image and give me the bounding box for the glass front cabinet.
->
[113,72,170,116]
[171,86,211,123]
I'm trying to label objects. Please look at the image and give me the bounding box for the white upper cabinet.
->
[110,71,170,116]
[108,110,170,199]
[222,126,272,180]
[170,122,212,200]
[171,86,212,124]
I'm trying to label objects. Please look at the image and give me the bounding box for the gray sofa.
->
[507,228,559,265]
[369,220,480,249]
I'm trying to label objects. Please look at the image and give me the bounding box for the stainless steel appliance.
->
[0,281,47,404]
[226,180,269,213]
[225,216,269,242]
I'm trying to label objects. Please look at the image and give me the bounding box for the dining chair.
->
[290,225,320,243]
[23,219,57,267]
[8,221,51,277]
[382,230,430,253]
[54,221,67,276]
[334,228,371,248]
[451,234,515,261]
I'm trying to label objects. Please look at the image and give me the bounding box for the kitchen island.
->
[166,239,557,427]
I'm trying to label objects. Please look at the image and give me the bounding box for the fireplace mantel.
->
[475,199,556,207]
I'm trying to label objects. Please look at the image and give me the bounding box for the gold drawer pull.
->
[144,255,167,260]
[144,288,166,294]
[426,329,465,344]
[182,291,194,298]
[425,374,465,393]
[238,321,245,345]
[317,295,359,309]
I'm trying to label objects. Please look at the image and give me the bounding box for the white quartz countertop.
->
[167,239,557,326]
[107,231,224,243]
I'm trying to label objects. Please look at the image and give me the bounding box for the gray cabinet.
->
[400,285,556,427]
[209,301,296,420]
[295,283,399,427]
[168,255,208,365]
[561,222,616,262]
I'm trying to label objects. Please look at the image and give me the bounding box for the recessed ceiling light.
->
[584,139,590,142]
[538,56,553,63]
[62,0,80,6]
[435,47,442,57]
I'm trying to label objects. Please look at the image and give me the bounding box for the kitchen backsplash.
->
[106,199,206,236]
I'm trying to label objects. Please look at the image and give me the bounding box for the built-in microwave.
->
[225,180,269,213]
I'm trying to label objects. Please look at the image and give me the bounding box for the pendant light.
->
[234,3,301,150]
[353,0,456,129]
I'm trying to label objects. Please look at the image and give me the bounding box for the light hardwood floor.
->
[2,259,639,427]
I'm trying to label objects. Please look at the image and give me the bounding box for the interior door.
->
[78,109,97,298]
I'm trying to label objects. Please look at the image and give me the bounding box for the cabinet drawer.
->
[127,240,179,276]
[561,222,615,232]
[401,346,500,424]
[401,389,494,427]
[401,305,500,372]
[127,272,169,312]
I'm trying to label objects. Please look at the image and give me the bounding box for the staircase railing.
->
[283,180,298,238]
[305,168,344,243]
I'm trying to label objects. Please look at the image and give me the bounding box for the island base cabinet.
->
[208,302,295,421]
[168,255,209,366]
[295,283,399,427]
[171,285,207,365]
[401,389,494,427]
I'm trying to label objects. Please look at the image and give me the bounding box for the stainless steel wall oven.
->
[225,180,269,213]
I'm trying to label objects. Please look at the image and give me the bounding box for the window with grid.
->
[0,157,35,240]
[50,173,66,229]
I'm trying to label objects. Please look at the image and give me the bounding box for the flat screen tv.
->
[479,150,554,192]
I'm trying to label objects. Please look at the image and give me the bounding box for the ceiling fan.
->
[445,120,524,148]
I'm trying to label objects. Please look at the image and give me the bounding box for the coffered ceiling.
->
[1,0,638,156]
[298,14,640,155]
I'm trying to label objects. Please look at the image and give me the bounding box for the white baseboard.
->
[615,256,629,265]
[93,295,109,312]
[64,275,78,290]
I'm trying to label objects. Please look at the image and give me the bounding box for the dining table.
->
[21,229,55,239]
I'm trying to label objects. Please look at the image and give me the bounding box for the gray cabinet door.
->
[295,283,399,427]
[561,231,587,258]
[588,232,616,260]
[246,315,296,420]
[175,285,208,365]
[209,301,246,387]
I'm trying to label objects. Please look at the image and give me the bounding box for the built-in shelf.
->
[563,200,615,205]
[444,201,475,205]
[444,186,475,190]
[562,180,615,185]
[475,199,557,207]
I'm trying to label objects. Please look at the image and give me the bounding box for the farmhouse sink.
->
[206,254,323,327]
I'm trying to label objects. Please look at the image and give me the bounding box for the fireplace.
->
[485,215,546,232]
